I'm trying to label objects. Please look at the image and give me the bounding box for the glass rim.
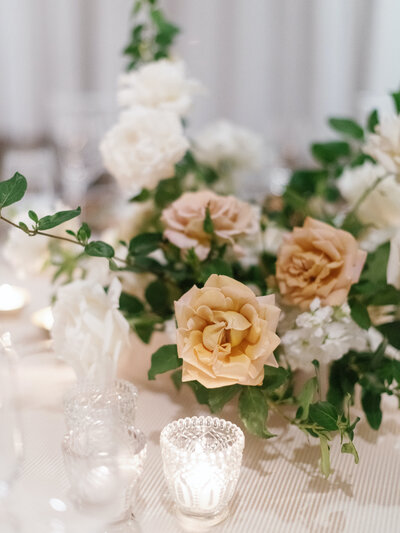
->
[160,416,245,459]
[63,378,138,405]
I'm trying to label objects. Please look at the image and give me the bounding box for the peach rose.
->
[161,190,259,260]
[276,217,367,310]
[175,274,281,388]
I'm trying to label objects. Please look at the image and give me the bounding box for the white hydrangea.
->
[117,59,201,117]
[364,113,400,174]
[338,162,400,228]
[100,106,189,196]
[193,120,265,174]
[280,298,369,369]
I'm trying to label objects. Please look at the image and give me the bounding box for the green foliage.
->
[84,241,115,258]
[154,177,182,208]
[148,344,181,380]
[328,117,364,140]
[367,109,379,133]
[349,299,371,330]
[287,169,329,197]
[391,91,400,114]
[0,173,27,209]
[145,280,170,314]
[198,259,233,283]
[262,366,289,392]
[77,223,91,244]
[119,292,145,315]
[311,141,351,166]
[203,206,214,234]
[376,321,400,350]
[239,387,275,438]
[37,207,81,231]
[129,188,151,202]
[208,385,240,413]
[361,389,382,430]
[296,377,318,420]
[129,232,163,256]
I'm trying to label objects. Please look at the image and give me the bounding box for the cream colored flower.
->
[100,106,189,196]
[364,114,400,174]
[387,229,400,289]
[52,278,130,382]
[175,274,281,388]
[194,120,265,173]
[117,59,201,117]
[161,190,259,260]
[276,217,366,310]
[338,162,400,228]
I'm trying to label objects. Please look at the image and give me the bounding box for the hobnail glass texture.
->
[64,379,138,431]
[63,424,146,524]
[160,416,244,525]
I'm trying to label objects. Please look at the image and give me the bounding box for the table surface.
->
[1,263,400,533]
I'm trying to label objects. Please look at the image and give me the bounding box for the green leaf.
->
[119,292,144,315]
[287,169,328,197]
[341,442,359,464]
[154,177,182,208]
[361,389,382,430]
[309,401,339,431]
[18,221,29,233]
[376,321,400,350]
[367,109,379,133]
[262,366,289,392]
[391,91,400,114]
[85,241,115,258]
[128,233,162,256]
[349,299,371,330]
[145,280,170,314]
[186,380,209,405]
[311,141,350,165]
[171,369,182,391]
[328,117,364,140]
[199,259,233,283]
[327,357,358,410]
[238,387,275,439]
[203,206,214,234]
[77,222,91,243]
[28,210,38,223]
[134,321,155,344]
[148,344,181,380]
[208,385,240,413]
[319,436,331,478]
[129,188,151,202]
[0,172,28,209]
[37,207,81,231]
[296,377,317,420]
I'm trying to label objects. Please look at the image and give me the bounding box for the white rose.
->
[117,59,201,117]
[193,120,265,173]
[100,106,189,196]
[338,162,400,228]
[2,201,79,278]
[364,114,400,174]
[387,229,400,289]
[52,278,130,382]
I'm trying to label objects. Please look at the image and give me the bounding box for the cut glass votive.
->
[63,379,138,431]
[160,416,245,527]
[62,424,147,524]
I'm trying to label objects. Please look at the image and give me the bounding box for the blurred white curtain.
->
[0,0,399,152]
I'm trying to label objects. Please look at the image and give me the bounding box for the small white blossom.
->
[117,59,201,117]
[364,114,400,174]
[193,120,265,174]
[280,298,369,369]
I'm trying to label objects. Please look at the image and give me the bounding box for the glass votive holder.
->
[63,379,138,431]
[160,416,245,527]
[62,424,147,525]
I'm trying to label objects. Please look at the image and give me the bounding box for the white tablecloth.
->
[1,265,400,533]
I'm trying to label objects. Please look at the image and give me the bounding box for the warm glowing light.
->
[31,306,54,331]
[0,284,30,312]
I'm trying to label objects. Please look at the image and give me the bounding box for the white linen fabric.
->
[2,263,400,533]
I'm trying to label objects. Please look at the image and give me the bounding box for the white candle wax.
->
[31,306,54,331]
[0,284,30,312]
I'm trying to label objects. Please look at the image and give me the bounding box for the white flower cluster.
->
[280,298,369,369]
[194,120,265,175]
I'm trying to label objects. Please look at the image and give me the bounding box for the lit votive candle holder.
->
[160,416,245,528]
[31,306,54,332]
[0,284,30,313]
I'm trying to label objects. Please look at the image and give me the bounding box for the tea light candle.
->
[160,416,244,527]
[31,306,54,332]
[0,284,30,313]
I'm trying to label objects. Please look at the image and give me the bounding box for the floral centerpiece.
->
[1,0,400,478]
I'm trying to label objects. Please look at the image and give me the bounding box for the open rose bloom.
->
[175,274,281,388]
[276,217,367,310]
[162,190,259,260]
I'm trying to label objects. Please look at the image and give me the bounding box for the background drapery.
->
[0,0,399,156]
